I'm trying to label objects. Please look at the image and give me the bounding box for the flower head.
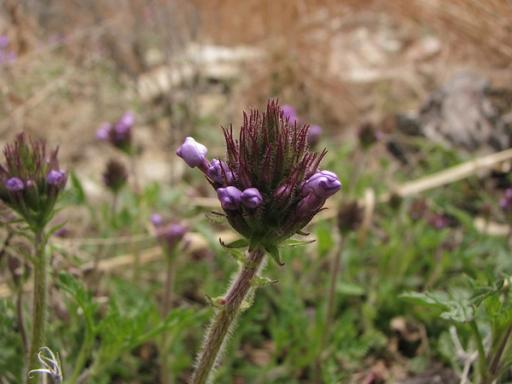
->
[176,137,208,169]
[0,133,67,230]
[184,100,340,244]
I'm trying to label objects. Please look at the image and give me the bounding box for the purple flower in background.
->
[117,112,135,129]
[151,215,187,250]
[241,188,263,209]
[217,186,242,210]
[500,188,512,212]
[207,159,233,185]
[96,123,112,141]
[307,125,322,147]
[96,112,134,153]
[281,104,298,124]
[302,170,341,198]
[0,35,8,49]
[150,213,164,227]
[5,177,24,192]
[47,170,67,188]
[176,137,208,169]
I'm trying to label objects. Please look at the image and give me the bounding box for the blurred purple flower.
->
[150,213,164,227]
[5,177,24,192]
[0,35,8,49]
[151,215,187,250]
[47,170,67,187]
[281,104,299,125]
[96,123,112,141]
[307,125,322,147]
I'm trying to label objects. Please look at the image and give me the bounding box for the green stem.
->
[325,236,344,337]
[470,320,488,383]
[26,230,48,384]
[191,247,266,384]
[160,247,176,384]
[67,330,94,384]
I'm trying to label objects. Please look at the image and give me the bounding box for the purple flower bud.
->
[302,170,341,198]
[241,188,263,209]
[207,159,233,184]
[217,186,242,210]
[96,123,112,141]
[150,213,164,227]
[5,177,24,192]
[307,125,322,147]
[176,137,208,168]
[47,170,67,188]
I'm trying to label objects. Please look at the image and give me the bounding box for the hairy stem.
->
[191,247,266,384]
[26,230,48,384]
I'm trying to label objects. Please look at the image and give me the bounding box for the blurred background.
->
[1,0,511,191]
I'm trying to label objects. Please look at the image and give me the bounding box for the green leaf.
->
[265,244,284,266]
[400,290,474,323]
[337,282,365,296]
[68,171,86,205]
[282,238,316,247]
[219,238,249,249]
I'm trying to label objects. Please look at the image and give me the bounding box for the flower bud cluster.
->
[176,100,341,245]
[96,112,135,153]
[0,133,67,230]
